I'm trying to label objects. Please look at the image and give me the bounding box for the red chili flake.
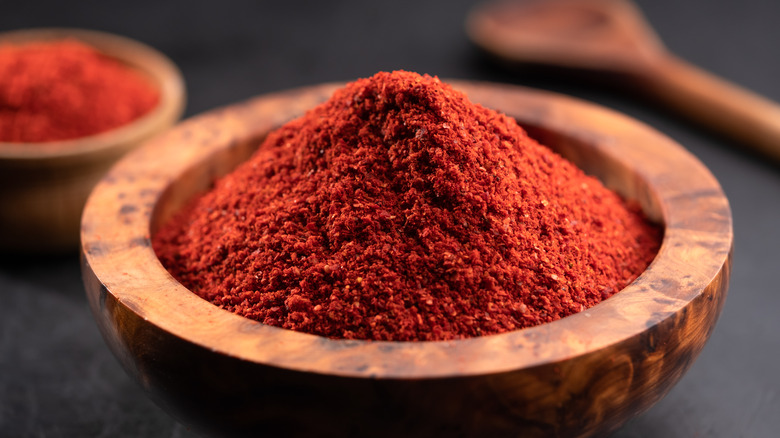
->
[153,71,661,341]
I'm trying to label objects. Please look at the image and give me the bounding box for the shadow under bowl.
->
[81,81,732,437]
[0,28,185,253]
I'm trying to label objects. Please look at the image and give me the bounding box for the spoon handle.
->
[641,54,780,162]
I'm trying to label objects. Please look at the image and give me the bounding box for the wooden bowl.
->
[81,82,732,437]
[0,28,185,253]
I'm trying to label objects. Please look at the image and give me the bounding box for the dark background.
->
[2,0,779,436]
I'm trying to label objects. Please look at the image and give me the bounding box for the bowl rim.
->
[81,80,732,380]
[0,27,185,160]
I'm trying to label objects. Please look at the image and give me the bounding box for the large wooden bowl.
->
[81,82,732,437]
[0,28,185,253]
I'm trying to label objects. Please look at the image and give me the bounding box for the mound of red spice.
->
[0,39,159,143]
[153,71,661,341]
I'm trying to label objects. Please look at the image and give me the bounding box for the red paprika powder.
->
[153,71,661,341]
[0,39,159,143]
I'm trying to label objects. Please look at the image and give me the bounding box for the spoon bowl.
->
[467,0,662,73]
[467,0,780,162]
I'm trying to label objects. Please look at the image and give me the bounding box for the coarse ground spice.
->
[153,71,661,341]
[0,39,159,143]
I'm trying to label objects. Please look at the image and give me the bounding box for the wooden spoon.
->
[466,0,780,162]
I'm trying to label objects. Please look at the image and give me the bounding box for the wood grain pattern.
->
[466,0,780,162]
[81,82,732,437]
[0,28,185,252]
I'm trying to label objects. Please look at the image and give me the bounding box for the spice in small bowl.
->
[82,72,732,437]
[0,39,159,143]
[0,28,185,253]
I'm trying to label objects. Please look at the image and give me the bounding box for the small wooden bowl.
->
[0,28,185,253]
[81,82,732,437]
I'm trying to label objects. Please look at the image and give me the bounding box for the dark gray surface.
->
[1,0,778,436]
